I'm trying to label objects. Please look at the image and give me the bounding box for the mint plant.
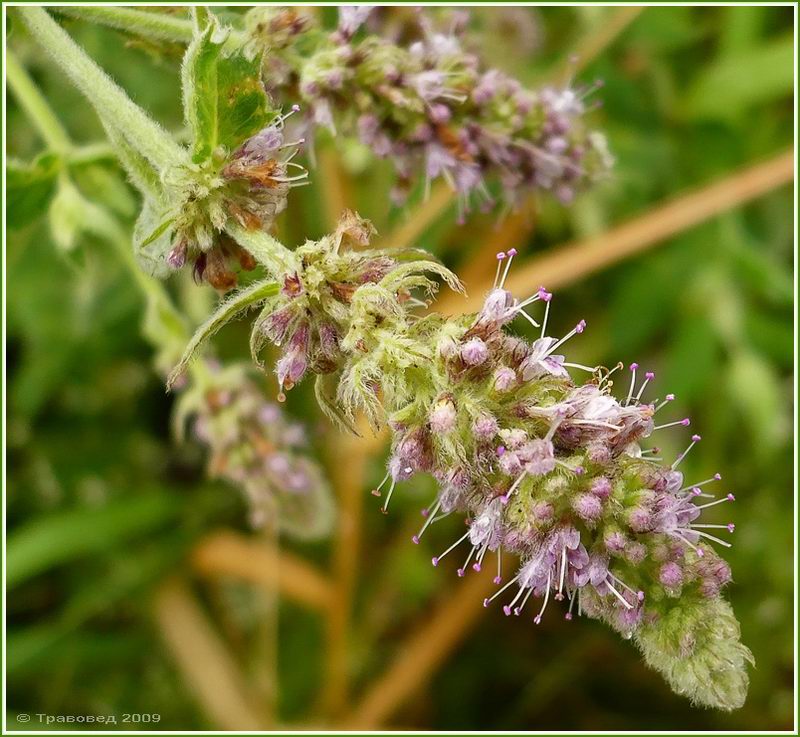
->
[11,5,752,712]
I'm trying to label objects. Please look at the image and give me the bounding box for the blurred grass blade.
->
[684,35,794,120]
[7,494,179,588]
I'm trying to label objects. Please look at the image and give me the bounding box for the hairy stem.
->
[51,6,246,50]
[6,50,72,152]
[224,223,295,274]
[54,6,195,43]
[16,7,187,170]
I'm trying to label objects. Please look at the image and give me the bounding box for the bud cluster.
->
[165,106,308,290]
[243,6,613,218]
[174,363,333,538]
[237,210,463,423]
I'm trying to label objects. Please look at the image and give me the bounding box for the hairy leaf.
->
[216,50,272,152]
[167,279,279,389]
[315,373,361,435]
[181,13,272,164]
[182,20,223,163]
[133,201,175,279]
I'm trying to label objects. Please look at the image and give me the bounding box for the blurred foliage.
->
[5,5,794,731]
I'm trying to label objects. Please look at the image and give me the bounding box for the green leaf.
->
[6,153,61,229]
[181,14,272,163]
[216,50,271,152]
[133,201,175,279]
[182,20,224,163]
[7,544,179,675]
[315,373,361,435]
[635,596,753,711]
[167,278,280,389]
[47,177,95,252]
[684,34,794,120]
[141,216,176,248]
[7,494,179,588]
[47,176,122,253]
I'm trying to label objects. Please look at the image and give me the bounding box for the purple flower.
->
[524,439,555,476]
[461,337,489,366]
[573,492,603,523]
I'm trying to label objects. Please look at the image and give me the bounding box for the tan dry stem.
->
[556,6,645,80]
[438,150,795,314]
[342,557,506,729]
[152,577,267,731]
[320,431,371,716]
[318,144,355,232]
[191,530,333,611]
[383,181,454,250]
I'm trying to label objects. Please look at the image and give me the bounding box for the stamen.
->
[544,410,566,442]
[547,320,587,355]
[695,493,735,510]
[678,473,722,493]
[655,393,675,412]
[672,434,701,469]
[539,288,552,338]
[569,419,622,431]
[654,418,691,431]
[412,499,442,543]
[625,363,638,405]
[499,247,517,289]
[431,530,471,567]
[513,286,548,314]
[692,523,735,532]
[515,309,541,329]
[533,571,552,624]
[563,362,600,373]
[514,586,535,616]
[484,573,519,607]
[609,573,644,602]
[565,588,578,620]
[605,579,633,610]
[500,470,527,505]
[380,480,398,514]
[503,584,527,616]
[634,371,655,403]
[493,252,506,288]
[494,551,503,585]
[682,529,732,548]
[371,470,391,497]
[473,544,489,572]
[556,546,568,600]
[669,531,705,557]
[457,545,477,577]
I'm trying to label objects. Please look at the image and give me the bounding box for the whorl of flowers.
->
[242,6,613,218]
[172,224,751,710]
[173,363,333,538]
[371,252,751,711]
[162,105,309,291]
